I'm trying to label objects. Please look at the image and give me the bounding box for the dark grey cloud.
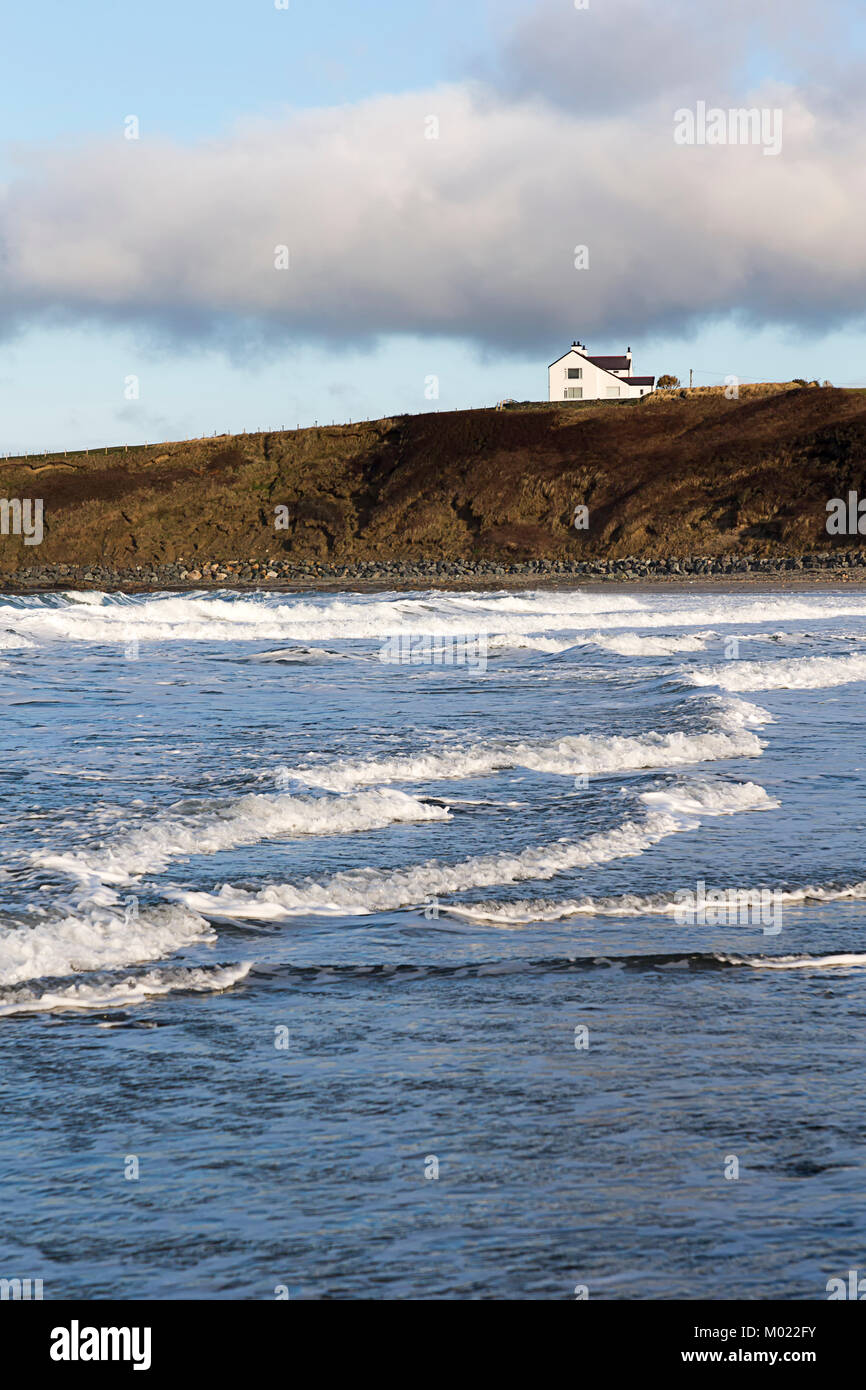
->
[491,0,866,115]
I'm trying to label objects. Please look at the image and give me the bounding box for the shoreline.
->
[3,554,866,594]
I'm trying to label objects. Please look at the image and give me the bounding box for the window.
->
[567,367,583,379]
[606,385,621,398]
[564,387,583,399]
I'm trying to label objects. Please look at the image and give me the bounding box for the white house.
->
[548,342,655,402]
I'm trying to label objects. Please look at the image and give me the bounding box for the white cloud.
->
[2,0,866,353]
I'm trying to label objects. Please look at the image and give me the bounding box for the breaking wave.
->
[32,788,451,889]
[688,652,866,692]
[442,878,866,925]
[275,697,770,792]
[0,962,251,1017]
[0,904,214,987]
[7,588,866,647]
[170,779,777,922]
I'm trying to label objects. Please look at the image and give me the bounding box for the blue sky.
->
[2,0,865,454]
[0,1,508,147]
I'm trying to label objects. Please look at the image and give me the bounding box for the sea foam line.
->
[442,878,866,925]
[689,651,866,692]
[32,788,451,889]
[170,780,777,922]
[6,589,866,645]
[0,962,252,1017]
[0,904,214,987]
[275,697,770,793]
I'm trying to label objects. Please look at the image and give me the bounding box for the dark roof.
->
[586,355,631,371]
[548,349,653,385]
[548,347,589,368]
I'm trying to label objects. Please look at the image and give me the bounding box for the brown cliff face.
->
[1,384,864,571]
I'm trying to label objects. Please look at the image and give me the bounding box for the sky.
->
[2,0,866,454]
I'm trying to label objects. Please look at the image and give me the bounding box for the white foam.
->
[7,588,866,646]
[33,788,451,889]
[171,779,776,922]
[487,631,709,657]
[277,699,770,793]
[0,589,642,646]
[444,893,683,925]
[0,962,251,1017]
[443,878,866,925]
[578,596,866,634]
[589,632,709,656]
[639,780,777,819]
[486,634,578,654]
[253,645,346,662]
[689,652,866,692]
[733,953,866,971]
[0,904,214,986]
[709,695,775,727]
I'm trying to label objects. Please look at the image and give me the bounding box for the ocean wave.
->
[589,631,710,656]
[249,645,355,663]
[276,697,770,792]
[485,634,580,654]
[0,589,643,646]
[0,962,251,1017]
[0,904,214,986]
[7,588,866,646]
[688,652,866,692]
[442,878,866,924]
[486,631,710,657]
[733,952,866,970]
[243,949,866,987]
[32,788,451,889]
[170,779,776,922]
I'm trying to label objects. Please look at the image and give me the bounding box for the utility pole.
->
[689,369,694,389]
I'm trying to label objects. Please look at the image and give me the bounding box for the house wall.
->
[547,349,649,402]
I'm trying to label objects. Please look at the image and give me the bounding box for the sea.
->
[1,583,865,1300]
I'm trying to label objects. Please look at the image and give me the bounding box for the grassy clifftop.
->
[1,384,864,572]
